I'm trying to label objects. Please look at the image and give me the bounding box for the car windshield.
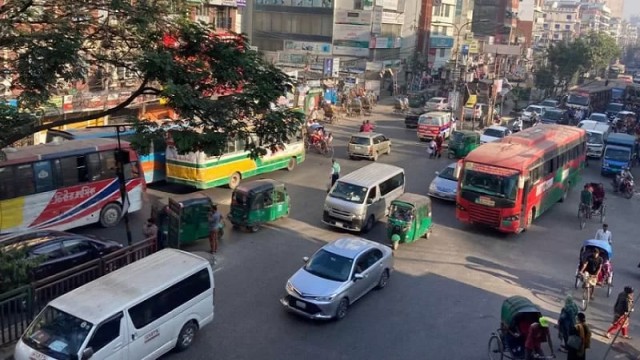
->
[526,106,543,114]
[408,96,423,108]
[483,128,506,138]
[605,148,630,162]
[349,136,370,145]
[461,170,519,200]
[329,181,368,204]
[589,114,607,122]
[607,104,624,112]
[568,94,589,106]
[438,166,457,181]
[21,306,93,360]
[419,116,442,125]
[304,249,353,282]
[587,132,603,144]
[544,111,563,120]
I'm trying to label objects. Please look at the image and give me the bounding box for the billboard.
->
[283,40,332,55]
[334,9,372,24]
[332,24,371,57]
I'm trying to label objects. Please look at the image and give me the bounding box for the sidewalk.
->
[0,345,12,360]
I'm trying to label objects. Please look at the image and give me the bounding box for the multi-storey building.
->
[471,0,520,44]
[535,2,581,46]
[517,0,544,49]
[186,1,242,33]
[429,0,457,70]
[604,0,623,19]
[580,2,611,34]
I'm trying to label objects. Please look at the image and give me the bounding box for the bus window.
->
[59,156,89,186]
[0,166,16,200]
[100,151,118,179]
[33,161,56,193]
[123,160,140,180]
[15,164,35,196]
[87,153,102,181]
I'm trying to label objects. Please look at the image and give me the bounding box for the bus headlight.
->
[504,215,519,221]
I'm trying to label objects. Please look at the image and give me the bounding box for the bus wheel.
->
[229,172,242,189]
[100,203,122,228]
[287,157,296,171]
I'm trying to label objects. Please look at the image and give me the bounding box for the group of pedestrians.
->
[427,134,444,159]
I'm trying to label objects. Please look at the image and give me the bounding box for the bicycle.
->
[580,272,596,311]
[577,202,590,230]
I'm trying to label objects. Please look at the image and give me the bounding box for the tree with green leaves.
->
[0,0,302,157]
[0,247,42,293]
[533,65,555,98]
[582,32,621,78]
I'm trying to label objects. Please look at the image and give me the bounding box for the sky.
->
[625,0,639,18]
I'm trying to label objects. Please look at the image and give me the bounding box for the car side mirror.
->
[353,273,365,280]
[367,198,374,204]
[81,347,94,360]
[435,171,440,175]
[303,256,309,263]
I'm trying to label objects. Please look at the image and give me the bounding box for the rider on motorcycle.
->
[615,168,634,192]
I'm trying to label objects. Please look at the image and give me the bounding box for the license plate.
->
[30,352,46,360]
[295,301,307,309]
[334,221,343,227]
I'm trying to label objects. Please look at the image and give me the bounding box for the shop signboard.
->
[381,11,404,24]
[283,40,332,55]
[429,36,454,48]
[334,9,372,24]
[370,36,401,49]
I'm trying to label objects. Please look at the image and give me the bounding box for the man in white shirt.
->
[595,223,612,244]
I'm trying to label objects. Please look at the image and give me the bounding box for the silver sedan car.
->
[281,237,393,320]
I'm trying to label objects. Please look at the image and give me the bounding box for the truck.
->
[601,133,637,176]
[578,120,610,158]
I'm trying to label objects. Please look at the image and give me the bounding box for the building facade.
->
[604,0,623,19]
[429,0,457,70]
[580,2,611,34]
[535,2,581,46]
[471,0,520,44]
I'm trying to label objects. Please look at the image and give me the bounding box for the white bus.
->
[15,249,215,360]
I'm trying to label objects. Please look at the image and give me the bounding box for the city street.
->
[73,102,640,359]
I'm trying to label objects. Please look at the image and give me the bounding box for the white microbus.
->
[15,249,215,360]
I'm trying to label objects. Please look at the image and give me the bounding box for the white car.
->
[588,112,608,123]
[521,105,546,122]
[425,97,449,111]
[480,125,511,144]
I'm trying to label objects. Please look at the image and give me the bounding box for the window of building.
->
[543,23,549,29]
[566,15,572,20]
[554,24,560,29]
[565,24,571,30]
[439,48,445,57]
[444,4,450,17]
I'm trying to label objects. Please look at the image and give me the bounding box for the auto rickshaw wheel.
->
[229,172,242,189]
[392,241,399,250]
[249,224,260,233]
[425,229,432,239]
[287,157,296,171]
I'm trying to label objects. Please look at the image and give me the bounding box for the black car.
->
[541,109,570,125]
[0,230,123,280]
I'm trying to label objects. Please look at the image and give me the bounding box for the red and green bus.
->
[455,124,587,233]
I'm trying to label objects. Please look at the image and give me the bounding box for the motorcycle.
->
[613,176,635,199]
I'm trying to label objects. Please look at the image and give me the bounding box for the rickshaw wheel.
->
[487,334,504,360]
[607,274,613,297]
[574,274,581,289]
[600,205,606,223]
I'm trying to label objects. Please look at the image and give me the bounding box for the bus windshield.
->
[567,94,589,106]
[22,306,93,360]
[605,148,630,162]
[461,169,519,201]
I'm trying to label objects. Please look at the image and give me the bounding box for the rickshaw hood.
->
[582,239,613,259]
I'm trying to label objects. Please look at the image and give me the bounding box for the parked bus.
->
[47,127,167,184]
[455,124,587,233]
[165,129,305,189]
[0,138,144,234]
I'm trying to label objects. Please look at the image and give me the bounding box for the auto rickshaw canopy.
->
[392,192,432,210]
[234,178,284,196]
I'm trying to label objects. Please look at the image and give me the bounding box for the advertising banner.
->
[334,9,372,24]
[370,36,401,49]
[332,24,371,57]
[283,40,332,55]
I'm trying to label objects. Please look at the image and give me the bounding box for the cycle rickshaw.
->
[578,183,606,229]
[304,124,334,157]
[574,239,613,310]
[488,296,553,360]
[346,98,362,117]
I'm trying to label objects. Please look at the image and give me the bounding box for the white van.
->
[323,163,405,232]
[578,120,610,158]
[15,249,215,360]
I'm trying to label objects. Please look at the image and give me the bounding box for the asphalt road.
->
[72,103,640,360]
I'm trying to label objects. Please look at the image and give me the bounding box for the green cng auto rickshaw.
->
[227,179,290,232]
[151,193,216,249]
[448,130,480,158]
[387,193,433,250]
